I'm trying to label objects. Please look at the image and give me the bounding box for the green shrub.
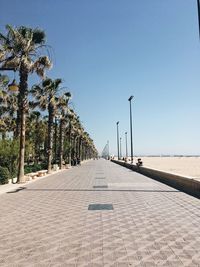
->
[0,166,11,184]
[24,163,44,174]
[24,165,33,174]
[32,163,42,172]
[0,139,19,178]
[40,162,48,170]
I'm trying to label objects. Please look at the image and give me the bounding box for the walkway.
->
[0,159,200,266]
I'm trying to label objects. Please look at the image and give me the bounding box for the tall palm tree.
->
[65,109,76,166]
[57,92,71,169]
[0,25,51,183]
[31,78,63,173]
[69,112,80,163]
[73,117,84,161]
[26,111,45,163]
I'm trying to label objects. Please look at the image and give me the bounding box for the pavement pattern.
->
[0,159,200,267]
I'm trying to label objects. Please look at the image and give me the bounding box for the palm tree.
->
[69,112,80,164]
[57,92,71,169]
[81,131,97,160]
[0,25,51,183]
[73,117,84,161]
[26,111,46,163]
[31,78,63,173]
[65,109,75,166]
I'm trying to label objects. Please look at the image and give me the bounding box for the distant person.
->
[73,157,77,166]
[136,158,143,167]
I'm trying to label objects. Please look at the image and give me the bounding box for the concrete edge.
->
[0,168,70,195]
[0,160,92,195]
[111,159,200,199]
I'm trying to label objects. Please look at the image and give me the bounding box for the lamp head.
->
[128,95,134,101]
[116,121,119,125]
[8,79,19,93]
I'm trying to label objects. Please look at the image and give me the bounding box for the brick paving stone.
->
[0,159,200,266]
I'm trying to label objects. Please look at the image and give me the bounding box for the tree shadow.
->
[7,187,26,193]
[20,188,180,193]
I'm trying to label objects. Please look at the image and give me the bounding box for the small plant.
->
[24,163,46,174]
[40,162,48,170]
[0,166,11,184]
[0,139,19,178]
[31,163,42,172]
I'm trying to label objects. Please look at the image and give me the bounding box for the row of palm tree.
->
[0,25,97,183]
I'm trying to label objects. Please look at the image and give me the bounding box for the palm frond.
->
[42,78,52,88]
[29,101,38,109]
[65,92,71,98]
[32,29,46,44]
[54,78,62,89]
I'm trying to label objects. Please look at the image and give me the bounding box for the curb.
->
[111,159,200,199]
[0,168,70,195]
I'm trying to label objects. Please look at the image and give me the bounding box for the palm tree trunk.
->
[76,136,80,159]
[74,136,77,159]
[82,142,85,160]
[47,108,54,173]
[2,131,6,140]
[17,63,28,183]
[59,119,64,169]
[35,119,40,163]
[54,118,58,164]
[15,106,21,137]
[18,108,26,182]
[80,138,82,161]
[68,124,71,166]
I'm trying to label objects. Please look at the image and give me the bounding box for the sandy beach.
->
[117,156,200,179]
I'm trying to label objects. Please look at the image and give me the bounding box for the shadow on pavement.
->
[21,188,180,193]
[7,187,26,193]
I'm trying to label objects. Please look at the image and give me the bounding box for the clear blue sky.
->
[1,0,200,155]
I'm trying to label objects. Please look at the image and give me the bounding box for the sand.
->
[116,156,200,179]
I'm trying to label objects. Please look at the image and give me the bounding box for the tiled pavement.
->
[0,160,200,267]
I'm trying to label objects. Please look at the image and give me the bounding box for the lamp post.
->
[128,95,134,164]
[116,121,120,160]
[197,0,200,39]
[125,132,128,158]
[120,137,122,159]
[54,114,61,164]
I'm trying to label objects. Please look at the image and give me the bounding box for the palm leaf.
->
[32,29,46,44]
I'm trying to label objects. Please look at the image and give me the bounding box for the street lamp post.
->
[116,121,120,160]
[128,96,134,164]
[125,132,128,158]
[120,137,122,159]
[197,0,200,39]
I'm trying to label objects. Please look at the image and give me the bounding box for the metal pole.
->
[120,137,122,159]
[116,121,120,160]
[128,96,134,164]
[197,0,200,39]
[125,132,128,158]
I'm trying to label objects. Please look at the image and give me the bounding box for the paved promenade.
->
[0,159,200,267]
